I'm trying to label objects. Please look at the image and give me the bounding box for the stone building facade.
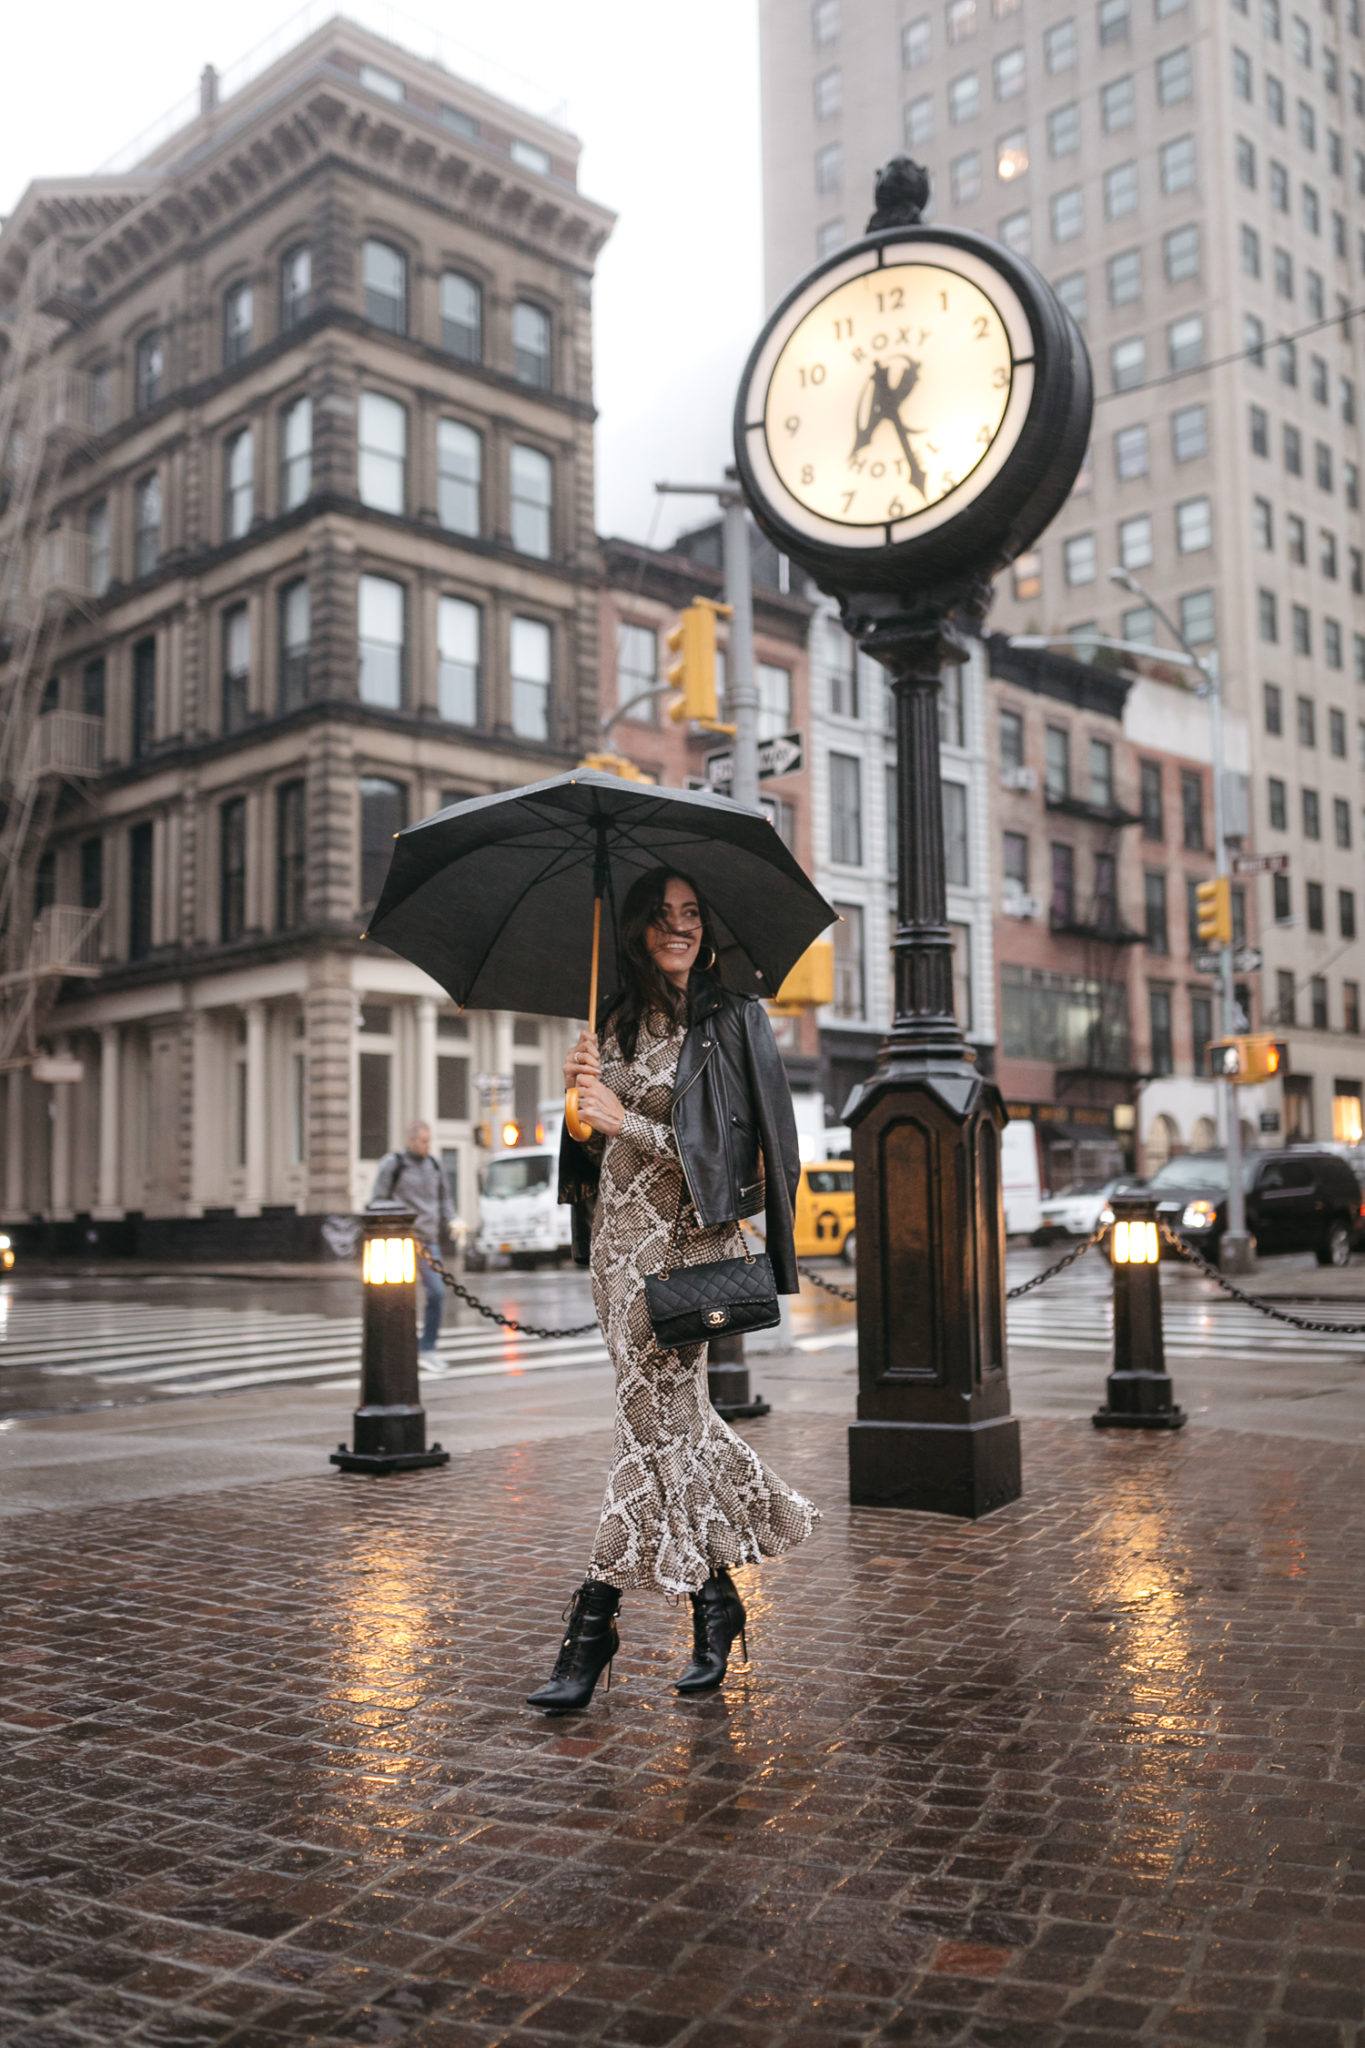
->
[0,20,613,1253]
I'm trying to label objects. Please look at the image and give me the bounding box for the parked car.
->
[1034,1177,1126,1245]
[1144,1150,1365,1266]
[794,1160,856,1265]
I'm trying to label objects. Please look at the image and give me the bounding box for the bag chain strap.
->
[657,1171,756,1282]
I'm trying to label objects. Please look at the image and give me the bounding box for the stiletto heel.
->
[527,1581,621,1711]
[676,1568,748,1694]
[739,1627,749,1663]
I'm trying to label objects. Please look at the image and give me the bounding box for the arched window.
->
[438,596,481,726]
[135,330,165,412]
[358,574,406,707]
[510,443,552,557]
[363,239,408,333]
[224,282,254,367]
[358,392,406,512]
[440,271,482,360]
[437,419,481,535]
[513,300,551,388]
[280,245,312,330]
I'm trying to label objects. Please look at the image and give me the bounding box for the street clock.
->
[733,222,1093,592]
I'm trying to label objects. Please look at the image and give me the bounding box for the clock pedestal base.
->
[845,1057,1020,1518]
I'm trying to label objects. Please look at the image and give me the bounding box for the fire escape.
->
[0,248,105,1071]
[1044,778,1145,1106]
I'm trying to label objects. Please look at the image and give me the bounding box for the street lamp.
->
[1093,1191,1186,1430]
[331,1200,451,1475]
[1107,567,1254,1273]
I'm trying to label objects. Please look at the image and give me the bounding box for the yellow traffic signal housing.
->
[1207,1035,1290,1084]
[579,752,655,783]
[1195,875,1233,945]
[666,599,733,728]
[773,940,835,1010]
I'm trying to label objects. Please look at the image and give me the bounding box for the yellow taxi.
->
[794,1160,856,1265]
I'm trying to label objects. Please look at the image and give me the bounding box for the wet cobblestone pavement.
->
[4,1415,1365,2047]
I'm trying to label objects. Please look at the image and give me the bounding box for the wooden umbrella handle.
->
[564,896,602,1143]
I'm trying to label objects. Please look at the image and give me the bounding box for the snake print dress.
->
[585,1008,820,1598]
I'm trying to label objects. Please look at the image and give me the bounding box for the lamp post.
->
[331,1200,451,1475]
[1093,1190,1186,1429]
[1108,569,1254,1273]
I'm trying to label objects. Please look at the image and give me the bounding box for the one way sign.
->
[705,731,804,790]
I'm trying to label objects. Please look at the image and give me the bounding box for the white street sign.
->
[705,731,804,790]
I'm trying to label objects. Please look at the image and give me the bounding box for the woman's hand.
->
[564,1030,600,1089]
[575,1072,626,1138]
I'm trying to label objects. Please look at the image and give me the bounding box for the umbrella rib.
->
[454,844,593,1003]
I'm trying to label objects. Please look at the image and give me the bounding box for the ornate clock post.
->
[733,159,1093,1516]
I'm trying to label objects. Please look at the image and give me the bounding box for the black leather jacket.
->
[558,975,802,1293]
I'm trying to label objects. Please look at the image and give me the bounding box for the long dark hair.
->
[601,867,719,1062]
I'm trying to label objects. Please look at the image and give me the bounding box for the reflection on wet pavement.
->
[4,1414,1365,2044]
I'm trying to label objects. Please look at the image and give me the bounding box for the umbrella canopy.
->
[365,769,836,1017]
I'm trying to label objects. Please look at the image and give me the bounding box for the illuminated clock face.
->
[739,240,1037,553]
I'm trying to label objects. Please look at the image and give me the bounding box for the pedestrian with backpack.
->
[369,1121,455,1367]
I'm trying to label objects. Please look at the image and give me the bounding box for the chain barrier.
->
[416,1245,599,1341]
[1003,1223,1110,1298]
[1155,1221,1365,1334]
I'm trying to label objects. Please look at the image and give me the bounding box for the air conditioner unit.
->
[1001,890,1042,918]
[1000,765,1037,791]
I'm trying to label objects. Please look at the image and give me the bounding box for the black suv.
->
[1147,1150,1365,1266]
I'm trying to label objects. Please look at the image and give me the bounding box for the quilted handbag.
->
[644,1184,780,1348]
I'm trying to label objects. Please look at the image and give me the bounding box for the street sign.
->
[31,1055,83,1084]
[1193,950,1222,976]
[474,1071,513,1098]
[1234,946,1263,972]
[705,731,804,791]
[1232,852,1290,877]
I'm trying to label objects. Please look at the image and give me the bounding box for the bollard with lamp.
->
[1093,1191,1186,1431]
[331,1201,451,1475]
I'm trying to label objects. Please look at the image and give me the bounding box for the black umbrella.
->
[365,769,835,1130]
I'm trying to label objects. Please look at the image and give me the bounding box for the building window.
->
[1276,968,1297,1025]
[363,238,407,333]
[616,620,657,720]
[1237,134,1258,185]
[222,604,250,734]
[510,615,552,741]
[949,70,981,120]
[437,1048,470,1122]
[1161,134,1197,190]
[1122,603,1155,647]
[441,271,482,361]
[999,211,1031,254]
[134,473,161,577]
[997,128,1028,179]
[1046,17,1078,68]
[1089,737,1114,809]
[1303,786,1322,838]
[831,903,865,1018]
[513,300,552,389]
[358,574,406,708]
[999,706,1024,771]
[1050,841,1075,924]
[86,499,111,596]
[1111,337,1145,391]
[816,220,846,258]
[1149,985,1174,1073]
[1157,45,1193,100]
[1003,829,1029,887]
[437,595,481,727]
[1063,532,1096,583]
[1176,496,1212,552]
[1099,0,1131,41]
[951,150,982,202]
[1139,760,1163,839]
[1342,890,1358,939]
[1115,423,1148,479]
[816,140,844,191]
[358,392,406,513]
[1268,74,1286,122]
[1101,74,1135,128]
[223,282,253,367]
[1119,514,1152,570]
[830,752,863,865]
[279,579,310,712]
[1317,441,1334,491]
[1269,775,1288,828]
[1104,160,1139,218]
[1108,249,1141,304]
[1144,870,1169,952]
[1346,984,1361,1036]
[128,820,153,962]
[1045,723,1071,799]
[1331,713,1348,764]
[429,418,481,538]
[1051,187,1084,241]
[948,0,977,40]
[755,662,791,742]
[1165,224,1200,281]
[360,777,408,910]
[82,657,106,733]
[1190,989,1214,1075]
[1054,271,1086,324]
[1310,977,1329,1030]
[1264,681,1283,734]
[1285,424,1303,475]
[1050,101,1081,153]
[1308,880,1325,930]
[1326,618,1343,668]
[1273,870,1291,919]
[280,245,311,330]
[1179,767,1205,849]
[904,13,932,64]
[1250,405,1269,456]
[813,0,840,43]
[905,95,934,145]
[220,797,247,943]
[1253,497,1274,550]
[1292,605,1312,656]
[131,637,156,759]
[1244,312,1266,365]
[1259,589,1279,642]
[1013,550,1041,598]
[80,835,103,913]
[224,427,253,539]
[994,45,1025,95]
[510,443,553,558]
[276,780,306,931]
[1168,315,1204,371]
[814,65,842,117]
[280,396,311,512]
[359,1051,391,1162]
[135,330,165,412]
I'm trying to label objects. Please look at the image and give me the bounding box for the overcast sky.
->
[0,0,765,548]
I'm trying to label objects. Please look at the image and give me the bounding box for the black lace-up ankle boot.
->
[675,1567,749,1695]
[526,1580,621,1711]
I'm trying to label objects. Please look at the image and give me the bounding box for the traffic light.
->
[665,599,732,728]
[1195,875,1233,945]
[1207,1035,1290,1083]
[772,940,835,1011]
[578,751,654,783]
[473,1122,492,1148]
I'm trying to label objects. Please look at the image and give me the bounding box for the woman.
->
[528,867,819,1711]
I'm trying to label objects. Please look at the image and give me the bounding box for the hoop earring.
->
[703,945,717,970]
